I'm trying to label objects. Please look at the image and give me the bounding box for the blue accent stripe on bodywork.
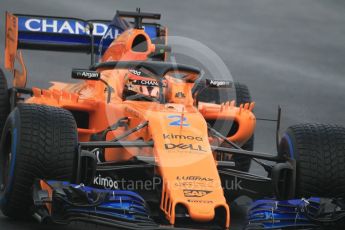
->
[0,128,17,205]
[8,128,18,191]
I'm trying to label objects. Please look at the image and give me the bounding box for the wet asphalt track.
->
[0,0,345,229]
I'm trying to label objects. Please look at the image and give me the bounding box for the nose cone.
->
[139,107,230,228]
[188,204,215,222]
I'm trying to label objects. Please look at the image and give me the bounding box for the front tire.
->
[279,123,345,198]
[196,81,255,171]
[231,82,254,172]
[0,69,10,135]
[0,104,78,218]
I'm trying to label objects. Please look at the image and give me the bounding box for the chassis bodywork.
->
[3,10,297,229]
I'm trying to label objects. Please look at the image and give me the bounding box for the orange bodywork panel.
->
[23,66,255,230]
[102,29,156,62]
[198,101,256,146]
[9,17,257,228]
[25,80,255,228]
[5,12,18,71]
[5,12,27,88]
[147,107,229,225]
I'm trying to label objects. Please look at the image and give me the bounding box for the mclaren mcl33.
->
[1,9,345,230]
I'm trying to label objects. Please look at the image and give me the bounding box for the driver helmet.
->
[123,69,167,100]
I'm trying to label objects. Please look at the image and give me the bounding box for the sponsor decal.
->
[183,189,212,198]
[72,69,100,80]
[164,143,207,152]
[167,115,189,127]
[177,176,214,182]
[175,92,185,98]
[175,176,214,189]
[127,72,167,87]
[131,79,162,87]
[206,79,232,88]
[187,199,213,204]
[128,69,144,76]
[93,174,118,190]
[20,17,109,36]
[163,134,203,142]
[18,16,157,39]
[175,181,213,189]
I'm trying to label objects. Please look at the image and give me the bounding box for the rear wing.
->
[4,12,167,86]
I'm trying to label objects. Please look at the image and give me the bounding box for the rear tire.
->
[0,69,10,136]
[279,123,345,198]
[0,104,78,218]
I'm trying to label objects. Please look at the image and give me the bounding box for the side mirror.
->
[72,69,100,80]
[193,79,234,105]
[149,44,172,61]
[205,79,233,88]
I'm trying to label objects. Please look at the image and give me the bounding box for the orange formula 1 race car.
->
[1,9,345,230]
